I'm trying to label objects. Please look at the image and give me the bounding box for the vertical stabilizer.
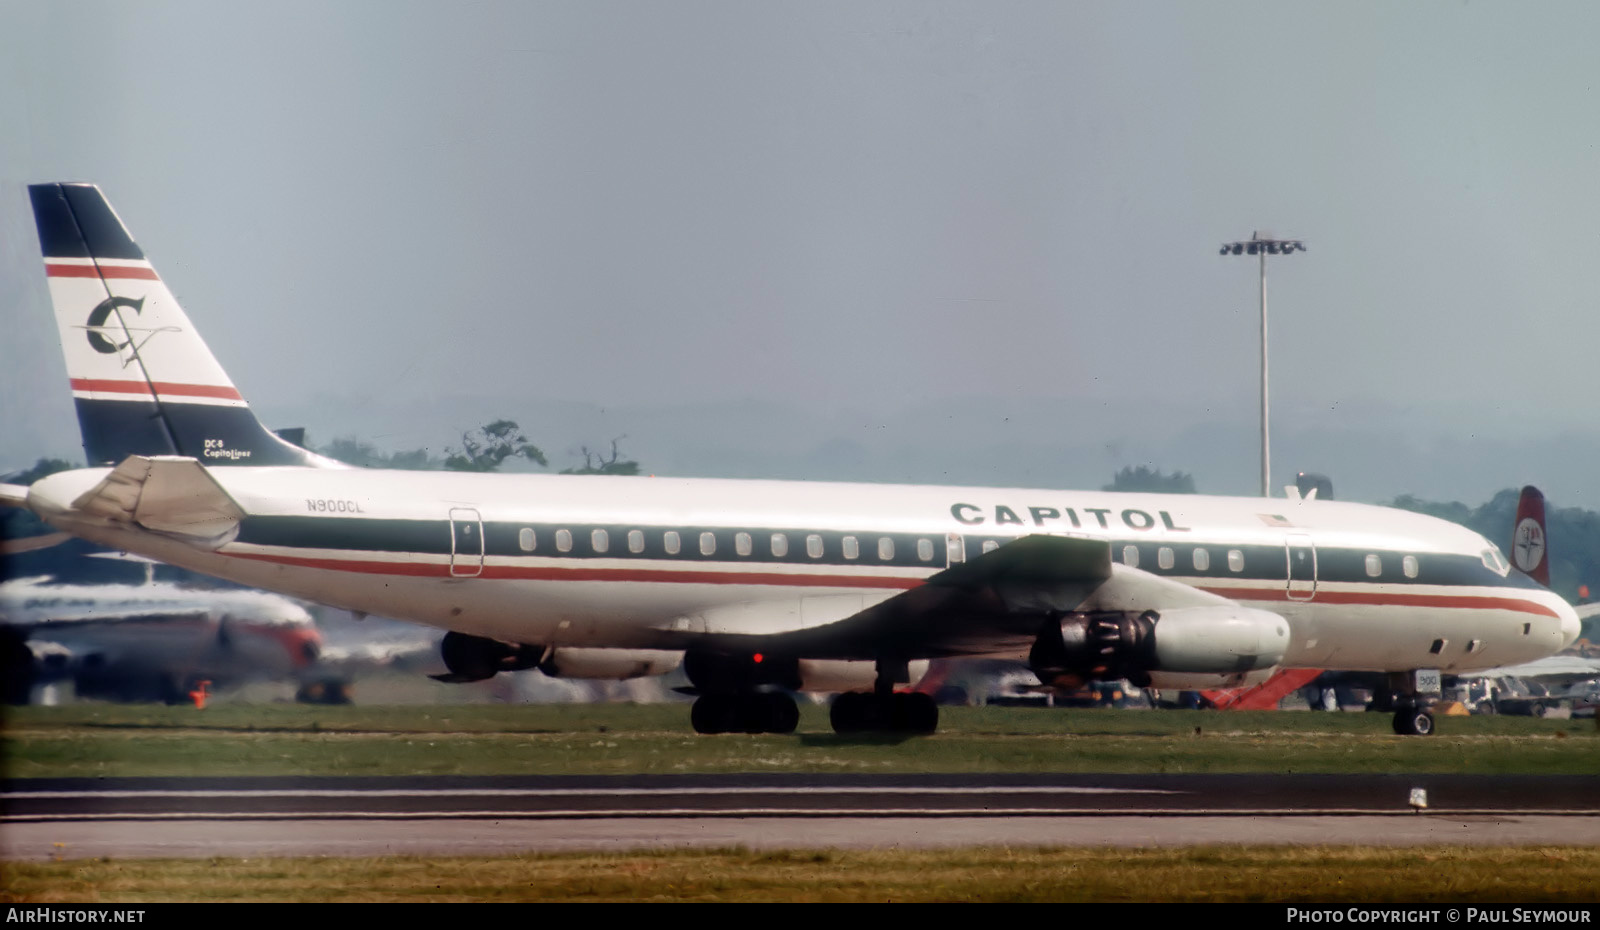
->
[1510,486,1551,587]
[28,183,323,467]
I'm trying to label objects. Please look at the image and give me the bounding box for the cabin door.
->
[945,532,966,567]
[449,507,484,577]
[1286,532,1317,601]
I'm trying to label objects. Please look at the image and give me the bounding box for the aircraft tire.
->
[765,692,799,734]
[691,695,731,734]
[1392,708,1435,736]
[830,691,866,734]
[831,691,938,735]
[899,692,938,734]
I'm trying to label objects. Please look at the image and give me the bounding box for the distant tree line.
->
[309,418,639,476]
[1103,466,1196,494]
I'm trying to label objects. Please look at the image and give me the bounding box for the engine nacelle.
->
[538,648,682,680]
[437,631,546,682]
[1030,606,1289,687]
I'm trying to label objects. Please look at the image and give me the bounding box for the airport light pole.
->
[1219,232,1306,498]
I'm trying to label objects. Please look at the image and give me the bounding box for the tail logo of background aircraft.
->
[79,296,174,367]
[1513,517,1546,573]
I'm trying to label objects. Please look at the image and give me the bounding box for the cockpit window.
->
[1481,545,1510,577]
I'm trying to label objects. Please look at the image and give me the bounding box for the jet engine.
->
[1029,606,1289,688]
[437,635,684,683]
[435,631,546,682]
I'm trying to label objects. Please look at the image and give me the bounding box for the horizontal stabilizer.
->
[69,456,244,548]
[0,484,29,508]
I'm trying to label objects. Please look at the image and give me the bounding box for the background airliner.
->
[1,183,1580,735]
[1,570,322,705]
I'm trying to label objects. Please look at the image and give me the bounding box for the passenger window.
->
[1192,548,1210,571]
[1228,549,1244,572]
[1403,555,1419,579]
[917,538,934,562]
[806,534,824,558]
[735,532,752,556]
[843,536,859,560]
[771,533,789,557]
[556,529,573,553]
[878,537,894,561]
[1365,554,1382,578]
[664,531,681,555]
[518,528,536,552]
[700,532,716,556]
[981,539,999,554]
[1123,545,1140,568]
[591,529,609,553]
[1158,547,1174,570]
[627,529,644,553]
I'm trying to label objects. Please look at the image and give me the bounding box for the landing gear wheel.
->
[894,692,939,734]
[1392,708,1435,736]
[692,694,734,734]
[830,691,867,734]
[830,691,939,735]
[764,692,800,734]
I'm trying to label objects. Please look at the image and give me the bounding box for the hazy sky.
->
[3,2,1597,505]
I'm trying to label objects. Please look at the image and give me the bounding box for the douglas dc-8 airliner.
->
[2,183,1580,735]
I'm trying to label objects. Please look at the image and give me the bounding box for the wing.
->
[693,534,1240,661]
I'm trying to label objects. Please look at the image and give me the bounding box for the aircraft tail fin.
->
[27,183,326,468]
[1510,486,1551,587]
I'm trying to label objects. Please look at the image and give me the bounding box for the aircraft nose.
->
[1558,601,1581,649]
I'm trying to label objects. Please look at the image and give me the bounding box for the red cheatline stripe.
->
[225,551,926,589]
[1196,585,1562,619]
[45,263,159,280]
[69,378,243,401]
[220,551,1565,617]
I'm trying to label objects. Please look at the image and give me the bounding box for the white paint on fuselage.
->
[26,466,1580,675]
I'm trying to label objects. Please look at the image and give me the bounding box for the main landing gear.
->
[831,656,939,735]
[683,651,940,736]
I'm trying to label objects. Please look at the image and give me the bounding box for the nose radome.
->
[1557,601,1582,649]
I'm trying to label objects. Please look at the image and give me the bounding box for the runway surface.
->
[5,774,1598,859]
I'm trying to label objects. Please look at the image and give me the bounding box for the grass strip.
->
[5,704,1596,778]
[6,846,1599,903]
